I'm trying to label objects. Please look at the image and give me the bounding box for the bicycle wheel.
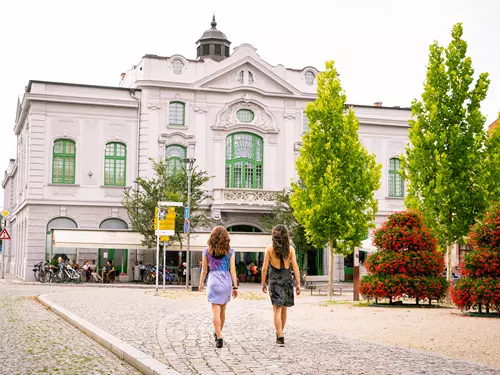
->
[144,272,153,285]
[33,269,41,282]
[170,274,180,285]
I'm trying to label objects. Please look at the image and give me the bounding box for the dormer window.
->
[172,59,184,74]
[305,71,315,85]
[237,71,244,84]
[248,71,254,84]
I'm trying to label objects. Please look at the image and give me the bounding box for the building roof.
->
[196,15,230,43]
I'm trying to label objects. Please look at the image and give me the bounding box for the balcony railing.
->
[212,188,278,207]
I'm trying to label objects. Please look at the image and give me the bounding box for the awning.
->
[360,237,377,253]
[52,229,149,250]
[51,229,272,253]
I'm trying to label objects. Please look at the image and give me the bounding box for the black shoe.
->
[213,332,217,342]
[215,338,223,348]
[276,336,284,346]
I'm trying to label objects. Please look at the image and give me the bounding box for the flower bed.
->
[360,210,448,304]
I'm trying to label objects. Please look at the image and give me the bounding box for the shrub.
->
[360,210,448,303]
[451,205,500,312]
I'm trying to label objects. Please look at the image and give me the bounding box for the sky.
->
[0,0,499,204]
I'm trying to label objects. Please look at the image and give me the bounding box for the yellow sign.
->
[154,207,177,242]
[1,210,9,218]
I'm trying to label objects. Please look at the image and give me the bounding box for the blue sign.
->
[184,207,189,219]
[183,219,190,235]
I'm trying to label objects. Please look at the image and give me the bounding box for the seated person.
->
[103,260,116,283]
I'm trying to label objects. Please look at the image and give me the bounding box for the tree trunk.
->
[328,241,335,299]
[446,243,453,282]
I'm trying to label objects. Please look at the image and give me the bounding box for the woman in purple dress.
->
[199,226,238,348]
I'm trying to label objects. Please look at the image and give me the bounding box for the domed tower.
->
[196,15,231,62]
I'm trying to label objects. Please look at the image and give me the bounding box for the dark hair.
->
[208,226,231,258]
[272,225,290,261]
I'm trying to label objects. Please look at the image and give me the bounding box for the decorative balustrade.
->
[213,188,278,206]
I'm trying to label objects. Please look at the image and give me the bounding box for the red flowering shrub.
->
[360,210,448,303]
[451,205,500,312]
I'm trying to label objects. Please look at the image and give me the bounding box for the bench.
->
[305,275,330,295]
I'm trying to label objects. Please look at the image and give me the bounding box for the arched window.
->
[52,139,76,184]
[46,217,77,261]
[225,133,263,189]
[172,59,184,74]
[100,218,128,229]
[388,158,404,197]
[166,145,187,174]
[104,142,126,186]
[305,71,315,85]
[169,102,185,126]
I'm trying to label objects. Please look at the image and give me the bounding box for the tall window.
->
[166,145,186,174]
[169,102,185,126]
[52,139,76,184]
[303,112,310,134]
[305,71,315,85]
[104,142,126,186]
[388,158,404,197]
[225,133,263,189]
[172,59,184,74]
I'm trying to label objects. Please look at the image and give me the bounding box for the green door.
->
[98,249,128,274]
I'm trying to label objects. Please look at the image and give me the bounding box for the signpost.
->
[1,209,10,280]
[155,202,181,295]
[353,247,360,301]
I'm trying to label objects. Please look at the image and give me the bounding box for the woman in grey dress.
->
[261,225,301,346]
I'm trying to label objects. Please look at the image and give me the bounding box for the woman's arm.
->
[199,254,208,291]
[290,248,301,295]
[261,247,270,292]
[229,253,238,288]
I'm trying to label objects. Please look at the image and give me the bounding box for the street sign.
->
[156,230,175,236]
[154,207,170,242]
[1,210,9,218]
[184,207,189,220]
[0,228,10,240]
[165,207,176,231]
[183,219,190,235]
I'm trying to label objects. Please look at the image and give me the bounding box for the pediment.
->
[195,58,299,95]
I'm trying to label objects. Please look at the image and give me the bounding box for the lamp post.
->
[184,157,196,289]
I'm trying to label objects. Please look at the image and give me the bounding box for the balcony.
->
[211,188,278,218]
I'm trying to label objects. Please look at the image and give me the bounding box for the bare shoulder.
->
[265,245,273,254]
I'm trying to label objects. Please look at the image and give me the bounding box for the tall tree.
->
[122,158,213,249]
[402,23,493,281]
[260,189,315,270]
[290,61,381,297]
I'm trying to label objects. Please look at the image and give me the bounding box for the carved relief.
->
[51,188,77,197]
[213,100,278,134]
[104,188,125,198]
[158,132,196,148]
[223,189,277,204]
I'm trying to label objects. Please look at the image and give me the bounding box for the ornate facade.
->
[2,17,410,280]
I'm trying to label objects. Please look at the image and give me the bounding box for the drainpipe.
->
[129,89,141,189]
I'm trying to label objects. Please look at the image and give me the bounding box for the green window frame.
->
[225,133,263,189]
[104,142,126,186]
[169,102,185,126]
[52,139,76,184]
[388,158,404,197]
[166,144,187,175]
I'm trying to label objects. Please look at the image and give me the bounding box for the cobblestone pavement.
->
[0,284,140,375]
[43,285,500,375]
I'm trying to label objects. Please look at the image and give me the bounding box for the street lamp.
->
[183,157,196,289]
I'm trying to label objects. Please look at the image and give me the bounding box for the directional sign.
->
[156,229,175,236]
[0,228,11,240]
[1,210,9,218]
[184,207,189,220]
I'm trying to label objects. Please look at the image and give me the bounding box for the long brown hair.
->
[207,226,230,258]
[272,224,290,260]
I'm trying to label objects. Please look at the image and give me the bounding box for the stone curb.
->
[37,294,180,375]
[1,279,185,289]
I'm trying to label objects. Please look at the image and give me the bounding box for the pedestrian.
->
[199,226,238,348]
[261,224,301,346]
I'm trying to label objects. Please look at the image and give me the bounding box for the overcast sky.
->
[1,0,499,205]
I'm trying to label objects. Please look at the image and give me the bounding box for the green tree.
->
[122,158,213,249]
[290,60,382,297]
[260,189,315,270]
[402,23,493,281]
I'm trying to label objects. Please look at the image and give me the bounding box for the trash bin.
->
[191,267,201,291]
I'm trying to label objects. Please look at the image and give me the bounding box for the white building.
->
[2,17,410,281]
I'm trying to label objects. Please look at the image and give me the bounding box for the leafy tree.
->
[451,203,500,313]
[402,23,493,281]
[290,60,382,297]
[260,189,315,270]
[122,158,213,249]
[360,210,447,305]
